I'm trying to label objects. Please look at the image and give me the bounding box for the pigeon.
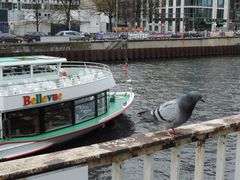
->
[140,91,204,136]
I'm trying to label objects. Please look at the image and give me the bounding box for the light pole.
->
[115,0,118,32]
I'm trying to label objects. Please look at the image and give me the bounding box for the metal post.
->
[112,161,123,180]
[144,153,154,180]
[115,0,118,33]
[170,146,181,180]
[215,135,226,180]
[234,132,240,180]
[194,141,205,180]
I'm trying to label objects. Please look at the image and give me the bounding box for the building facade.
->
[141,0,233,33]
[0,0,108,35]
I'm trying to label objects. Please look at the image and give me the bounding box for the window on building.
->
[217,9,224,19]
[169,8,173,18]
[143,21,146,27]
[217,0,224,8]
[177,0,181,6]
[162,0,166,7]
[161,9,166,21]
[155,8,160,23]
[176,8,181,18]
[202,0,212,6]
[185,0,212,6]
[149,26,153,31]
[44,102,72,132]
[7,108,40,137]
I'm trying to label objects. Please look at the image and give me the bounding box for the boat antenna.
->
[123,57,128,81]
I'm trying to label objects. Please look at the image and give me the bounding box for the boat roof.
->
[0,56,67,66]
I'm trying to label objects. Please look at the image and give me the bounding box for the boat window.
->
[3,65,30,78]
[33,64,58,76]
[44,102,72,132]
[46,64,58,74]
[97,92,107,116]
[75,95,96,123]
[33,65,46,74]
[6,109,40,137]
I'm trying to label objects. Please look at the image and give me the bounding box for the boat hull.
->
[0,92,134,161]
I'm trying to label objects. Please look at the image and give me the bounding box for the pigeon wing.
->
[159,99,181,123]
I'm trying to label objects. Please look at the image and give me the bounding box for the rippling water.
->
[55,56,240,180]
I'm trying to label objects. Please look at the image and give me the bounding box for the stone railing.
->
[0,115,240,179]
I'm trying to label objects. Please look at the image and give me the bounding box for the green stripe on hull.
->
[0,93,131,144]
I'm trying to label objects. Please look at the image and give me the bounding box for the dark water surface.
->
[52,56,240,179]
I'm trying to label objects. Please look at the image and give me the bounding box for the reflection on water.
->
[57,56,240,179]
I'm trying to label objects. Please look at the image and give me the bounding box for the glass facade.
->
[217,0,224,8]
[184,0,212,6]
[184,8,212,19]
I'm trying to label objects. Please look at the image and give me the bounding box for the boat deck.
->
[0,62,112,96]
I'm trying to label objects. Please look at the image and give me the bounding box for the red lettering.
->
[52,94,58,101]
[23,96,31,106]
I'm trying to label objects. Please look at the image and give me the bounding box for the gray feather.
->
[151,91,204,129]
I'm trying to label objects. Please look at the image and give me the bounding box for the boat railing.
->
[0,62,113,96]
[61,61,111,72]
[1,115,240,179]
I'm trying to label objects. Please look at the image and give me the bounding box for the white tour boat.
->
[0,55,134,161]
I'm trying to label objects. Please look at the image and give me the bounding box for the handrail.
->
[62,61,111,71]
[0,115,240,179]
[0,62,113,96]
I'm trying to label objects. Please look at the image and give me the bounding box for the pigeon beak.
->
[200,98,205,102]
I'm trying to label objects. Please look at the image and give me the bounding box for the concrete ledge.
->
[0,115,240,179]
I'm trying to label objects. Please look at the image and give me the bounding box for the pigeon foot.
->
[166,129,183,137]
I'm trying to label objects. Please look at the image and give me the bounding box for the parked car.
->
[23,32,47,42]
[0,33,22,43]
[55,30,87,41]
[82,32,92,40]
[235,30,240,37]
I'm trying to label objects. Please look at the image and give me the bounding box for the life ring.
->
[60,69,68,77]
[62,71,68,76]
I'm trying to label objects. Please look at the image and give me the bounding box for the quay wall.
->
[0,37,240,62]
[1,115,240,179]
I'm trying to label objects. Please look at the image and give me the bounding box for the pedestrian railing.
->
[0,115,240,179]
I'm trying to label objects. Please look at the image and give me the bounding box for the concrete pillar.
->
[211,0,217,31]
[180,0,184,33]
[172,0,176,34]
[146,0,149,31]
[223,0,229,28]
[165,0,169,32]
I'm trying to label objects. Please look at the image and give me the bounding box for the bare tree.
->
[91,0,116,32]
[28,3,45,32]
[55,0,81,30]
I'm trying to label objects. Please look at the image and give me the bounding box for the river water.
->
[53,56,240,179]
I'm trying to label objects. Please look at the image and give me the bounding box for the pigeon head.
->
[187,91,205,103]
[179,91,204,114]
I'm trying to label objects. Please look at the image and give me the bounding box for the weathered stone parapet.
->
[0,115,240,179]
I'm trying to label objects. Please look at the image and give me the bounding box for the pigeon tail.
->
[138,109,154,120]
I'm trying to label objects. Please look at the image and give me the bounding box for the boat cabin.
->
[0,56,116,142]
[0,56,66,85]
